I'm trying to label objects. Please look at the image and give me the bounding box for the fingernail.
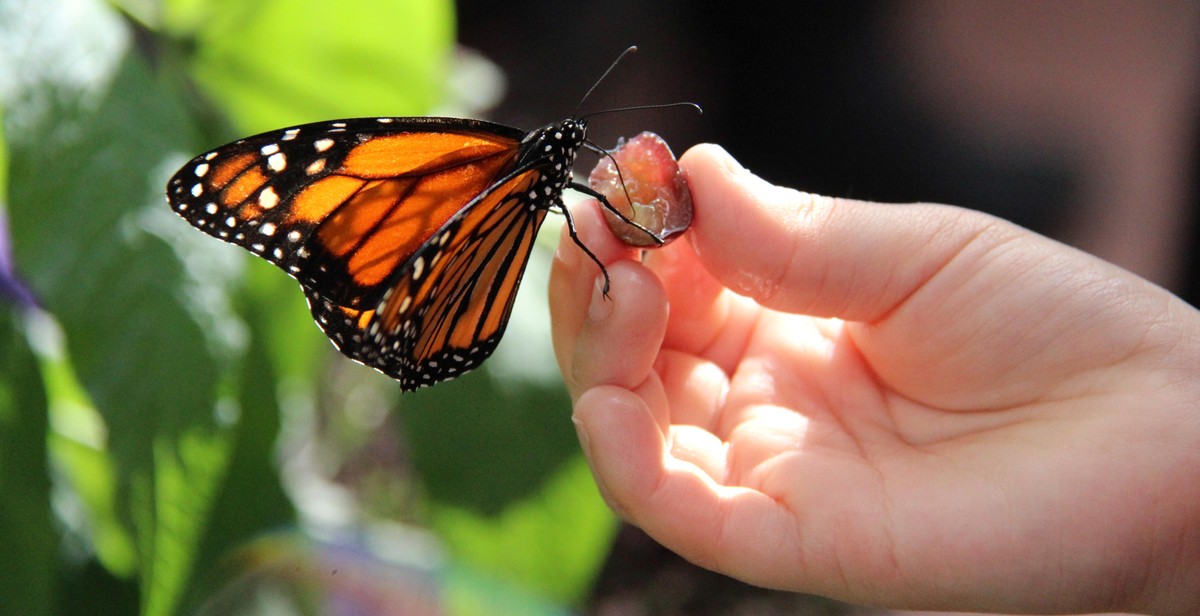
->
[587,274,611,322]
[572,413,592,460]
[554,232,580,269]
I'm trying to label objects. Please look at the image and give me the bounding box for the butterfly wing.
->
[167,117,527,309]
[168,116,585,389]
[309,167,551,389]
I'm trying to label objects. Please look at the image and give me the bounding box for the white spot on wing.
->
[259,186,279,208]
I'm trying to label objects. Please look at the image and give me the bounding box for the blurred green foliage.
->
[0,1,616,615]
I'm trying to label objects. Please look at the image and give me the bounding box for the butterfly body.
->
[167,116,590,390]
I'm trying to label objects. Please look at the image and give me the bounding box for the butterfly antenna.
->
[574,46,639,119]
[579,101,703,123]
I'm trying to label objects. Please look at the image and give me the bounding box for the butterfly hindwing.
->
[306,167,552,389]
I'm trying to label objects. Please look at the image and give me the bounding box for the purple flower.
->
[0,207,38,309]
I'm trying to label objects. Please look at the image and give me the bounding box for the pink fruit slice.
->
[587,132,692,247]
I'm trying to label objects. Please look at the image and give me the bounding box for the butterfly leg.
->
[587,148,665,246]
[570,182,666,247]
[557,199,613,297]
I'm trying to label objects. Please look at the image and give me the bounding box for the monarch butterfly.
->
[166,54,670,390]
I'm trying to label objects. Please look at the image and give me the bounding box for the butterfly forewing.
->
[167,115,586,390]
[167,117,525,308]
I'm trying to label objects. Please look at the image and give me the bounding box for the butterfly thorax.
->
[518,118,586,193]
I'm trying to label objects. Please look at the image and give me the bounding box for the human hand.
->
[548,144,1200,613]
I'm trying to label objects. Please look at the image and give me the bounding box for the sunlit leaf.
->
[1,1,248,615]
[163,0,455,133]
[42,340,138,576]
[180,273,297,614]
[434,457,617,608]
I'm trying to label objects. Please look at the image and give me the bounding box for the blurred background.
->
[1,1,1196,616]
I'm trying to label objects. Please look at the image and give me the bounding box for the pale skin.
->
[548,144,1200,614]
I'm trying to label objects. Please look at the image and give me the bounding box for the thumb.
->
[679,144,997,322]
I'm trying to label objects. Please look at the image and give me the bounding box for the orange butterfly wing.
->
[309,168,550,388]
[169,117,526,308]
[167,116,586,389]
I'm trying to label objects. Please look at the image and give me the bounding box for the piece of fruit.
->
[587,131,692,247]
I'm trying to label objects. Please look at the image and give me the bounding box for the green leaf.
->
[435,457,618,609]
[0,79,55,616]
[399,248,582,515]
[241,257,328,385]
[163,0,456,133]
[0,313,56,616]
[43,342,138,576]
[1,1,248,614]
[399,240,617,606]
[180,267,297,614]
[135,426,232,616]
[0,107,7,199]
[401,371,581,514]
